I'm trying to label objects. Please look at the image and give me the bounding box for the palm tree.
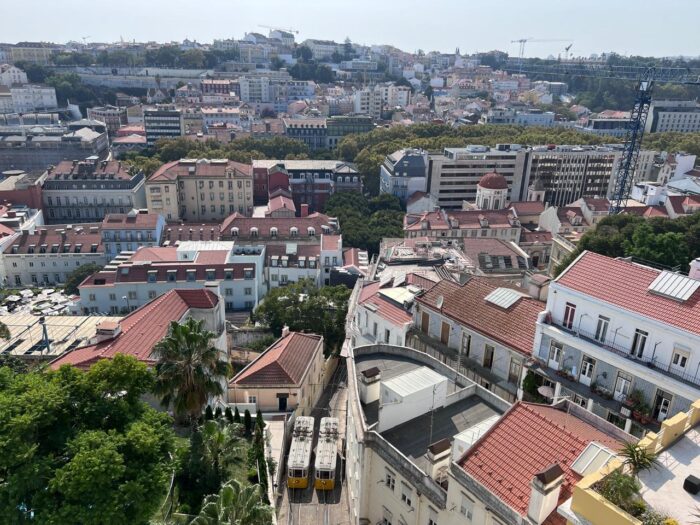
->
[619,442,660,478]
[190,479,272,525]
[200,420,244,483]
[152,318,230,425]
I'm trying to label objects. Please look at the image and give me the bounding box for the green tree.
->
[64,263,103,295]
[251,280,351,353]
[243,410,252,437]
[294,45,313,63]
[233,407,241,424]
[619,442,659,479]
[190,479,272,525]
[152,318,230,426]
[0,353,27,373]
[200,420,244,486]
[180,49,206,69]
[0,355,174,524]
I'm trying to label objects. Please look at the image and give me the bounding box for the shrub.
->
[214,406,222,419]
[204,405,214,420]
[244,409,252,436]
[233,406,241,424]
[224,406,233,423]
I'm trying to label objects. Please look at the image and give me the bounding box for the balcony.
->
[546,316,700,390]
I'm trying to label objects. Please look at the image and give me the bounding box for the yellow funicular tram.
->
[314,417,339,490]
[287,416,314,489]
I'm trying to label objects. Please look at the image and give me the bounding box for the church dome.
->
[478,171,508,190]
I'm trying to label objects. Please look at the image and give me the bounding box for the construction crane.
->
[81,35,91,45]
[564,43,573,60]
[258,25,299,35]
[510,38,571,71]
[504,61,700,213]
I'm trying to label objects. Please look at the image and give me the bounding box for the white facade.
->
[239,77,271,103]
[533,253,700,435]
[11,84,57,112]
[0,65,28,87]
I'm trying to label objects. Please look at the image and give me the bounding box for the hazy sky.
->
[2,0,698,58]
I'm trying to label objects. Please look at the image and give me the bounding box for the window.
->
[613,372,632,402]
[563,302,576,329]
[109,293,116,301]
[224,288,233,296]
[461,333,471,357]
[548,341,563,367]
[381,507,393,525]
[128,291,137,300]
[631,329,648,358]
[508,359,521,384]
[148,291,157,299]
[247,395,257,404]
[483,344,495,369]
[187,271,196,282]
[89,294,96,301]
[384,470,395,491]
[400,483,412,507]
[428,507,438,525]
[580,355,595,386]
[372,322,378,337]
[671,349,689,371]
[460,494,474,520]
[595,315,610,342]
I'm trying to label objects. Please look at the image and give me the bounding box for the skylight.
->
[571,442,617,476]
[485,288,527,309]
[648,271,700,302]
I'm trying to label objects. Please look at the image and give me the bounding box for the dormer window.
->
[206,269,216,281]
[74,244,82,253]
[167,270,177,282]
[51,244,59,253]
[250,227,258,238]
[63,244,70,253]
[243,268,254,279]
[147,271,157,283]
[271,256,278,267]
[28,244,35,254]
[290,227,298,238]
[307,227,316,237]
[186,269,196,282]
[231,227,239,237]
[40,244,47,254]
[270,227,278,239]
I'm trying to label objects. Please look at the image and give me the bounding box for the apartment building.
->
[42,158,146,223]
[101,210,166,257]
[530,251,700,437]
[379,148,429,203]
[86,105,127,135]
[143,106,184,146]
[325,115,373,148]
[282,118,327,150]
[8,43,54,65]
[404,208,522,243]
[10,84,58,112]
[238,76,270,103]
[74,241,265,315]
[145,158,253,222]
[410,278,544,402]
[1,228,107,287]
[220,213,339,246]
[353,86,384,120]
[252,159,360,212]
[427,146,527,208]
[301,39,344,60]
[645,99,700,133]
[0,64,28,87]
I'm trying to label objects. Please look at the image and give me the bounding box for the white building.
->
[0,64,28,87]
[531,251,700,437]
[645,100,700,133]
[74,241,266,315]
[10,84,57,112]
[352,281,419,347]
[1,228,107,287]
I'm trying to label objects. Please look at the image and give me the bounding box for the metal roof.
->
[383,366,445,398]
[648,270,700,302]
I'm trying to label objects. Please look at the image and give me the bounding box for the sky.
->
[2,0,699,58]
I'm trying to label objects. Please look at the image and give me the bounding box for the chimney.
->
[690,258,700,281]
[300,203,309,217]
[281,325,290,338]
[527,464,565,525]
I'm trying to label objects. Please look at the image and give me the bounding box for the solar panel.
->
[648,270,700,302]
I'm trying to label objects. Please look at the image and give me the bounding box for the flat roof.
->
[638,427,700,525]
[383,366,445,397]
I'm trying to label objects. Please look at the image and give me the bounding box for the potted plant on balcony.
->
[625,389,644,409]
[590,380,598,393]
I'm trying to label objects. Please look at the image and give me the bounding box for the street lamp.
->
[122,295,130,312]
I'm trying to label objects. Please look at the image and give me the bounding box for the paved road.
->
[277,362,351,525]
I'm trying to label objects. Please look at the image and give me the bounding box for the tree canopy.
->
[64,263,103,295]
[0,355,175,524]
[252,279,351,354]
[554,211,700,276]
[325,191,404,254]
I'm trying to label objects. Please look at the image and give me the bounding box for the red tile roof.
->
[148,159,253,182]
[231,332,323,386]
[220,212,336,238]
[478,171,508,189]
[557,251,700,336]
[417,278,544,355]
[519,230,553,243]
[266,195,296,214]
[406,271,439,291]
[406,191,430,205]
[510,201,546,216]
[404,209,516,231]
[49,160,133,181]
[102,212,162,229]
[460,402,623,524]
[3,231,104,255]
[163,223,221,243]
[131,246,178,262]
[50,289,219,369]
[358,281,413,326]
